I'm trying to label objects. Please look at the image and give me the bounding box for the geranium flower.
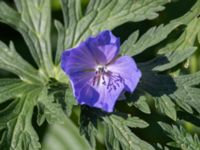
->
[61,30,141,112]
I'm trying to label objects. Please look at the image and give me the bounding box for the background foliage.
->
[0,0,200,150]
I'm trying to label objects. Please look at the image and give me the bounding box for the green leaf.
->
[54,20,65,65]
[0,42,43,83]
[122,21,182,56]
[55,0,82,64]
[84,0,169,31]
[151,4,200,71]
[103,114,154,150]
[133,96,151,114]
[158,19,200,55]
[156,143,170,150]
[155,95,176,120]
[0,79,34,104]
[136,3,200,116]
[56,0,171,62]
[47,78,76,117]
[80,106,98,148]
[128,90,151,114]
[154,18,200,71]
[0,1,22,29]
[80,107,151,150]
[64,86,77,116]
[61,0,82,27]
[139,59,200,115]
[42,116,91,150]
[122,0,200,57]
[198,31,200,43]
[137,63,178,117]
[173,0,200,25]
[0,90,41,150]
[0,0,54,77]
[161,2,200,54]
[0,0,200,149]
[175,71,200,87]
[159,122,200,150]
[37,88,66,126]
[153,47,197,72]
[138,63,200,116]
[109,114,149,128]
[171,71,200,114]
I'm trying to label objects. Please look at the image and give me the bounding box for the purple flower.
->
[61,30,141,112]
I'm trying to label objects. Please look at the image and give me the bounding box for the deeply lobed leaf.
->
[0,42,44,84]
[0,90,41,150]
[36,88,66,126]
[55,0,171,64]
[0,0,200,149]
[0,0,54,77]
[104,114,154,150]
[159,122,200,149]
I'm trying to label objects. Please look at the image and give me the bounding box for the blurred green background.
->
[0,0,200,149]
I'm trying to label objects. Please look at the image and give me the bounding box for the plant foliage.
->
[0,0,200,150]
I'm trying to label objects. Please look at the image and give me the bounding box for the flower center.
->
[92,65,124,92]
[95,65,108,73]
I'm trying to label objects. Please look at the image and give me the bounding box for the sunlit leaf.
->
[159,122,200,149]
[42,117,91,150]
[0,0,54,76]
[0,90,41,150]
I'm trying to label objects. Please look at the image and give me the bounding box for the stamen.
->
[92,65,107,86]
[106,72,124,92]
[92,65,124,91]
